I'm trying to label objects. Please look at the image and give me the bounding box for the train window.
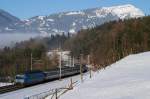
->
[16,75,25,79]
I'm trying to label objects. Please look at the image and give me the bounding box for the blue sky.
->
[0,0,149,19]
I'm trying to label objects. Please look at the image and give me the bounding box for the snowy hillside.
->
[57,52,150,99]
[0,4,144,34]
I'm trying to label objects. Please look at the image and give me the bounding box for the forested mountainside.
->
[1,16,150,76]
[64,16,150,68]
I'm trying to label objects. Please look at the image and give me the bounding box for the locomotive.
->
[15,65,88,85]
[15,70,45,85]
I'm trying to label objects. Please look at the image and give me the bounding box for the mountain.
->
[0,9,20,32]
[0,4,144,34]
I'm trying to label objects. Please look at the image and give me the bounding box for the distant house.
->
[47,50,74,67]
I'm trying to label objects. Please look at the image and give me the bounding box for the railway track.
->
[0,85,23,94]
[0,72,80,95]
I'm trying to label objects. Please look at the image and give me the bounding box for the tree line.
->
[0,33,70,77]
[64,16,150,69]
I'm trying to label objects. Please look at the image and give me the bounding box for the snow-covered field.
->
[1,52,150,99]
[59,52,150,99]
[0,83,13,87]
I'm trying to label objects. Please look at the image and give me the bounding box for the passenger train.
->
[15,65,88,85]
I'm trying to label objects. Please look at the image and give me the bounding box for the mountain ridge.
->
[0,4,144,34]
[0,9,20,32]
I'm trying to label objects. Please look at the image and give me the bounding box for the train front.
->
[15,74,25,85]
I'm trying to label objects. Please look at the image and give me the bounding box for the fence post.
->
[80,54,83,82]
[24,97,29,99]
[55,89,58,99]
[90,66,92,78]
[87,55,92,78]
[70,78,73,89]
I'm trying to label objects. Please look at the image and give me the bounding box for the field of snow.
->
[57,52,150,99]
[0,83,13,87]
[1,52,150,99]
